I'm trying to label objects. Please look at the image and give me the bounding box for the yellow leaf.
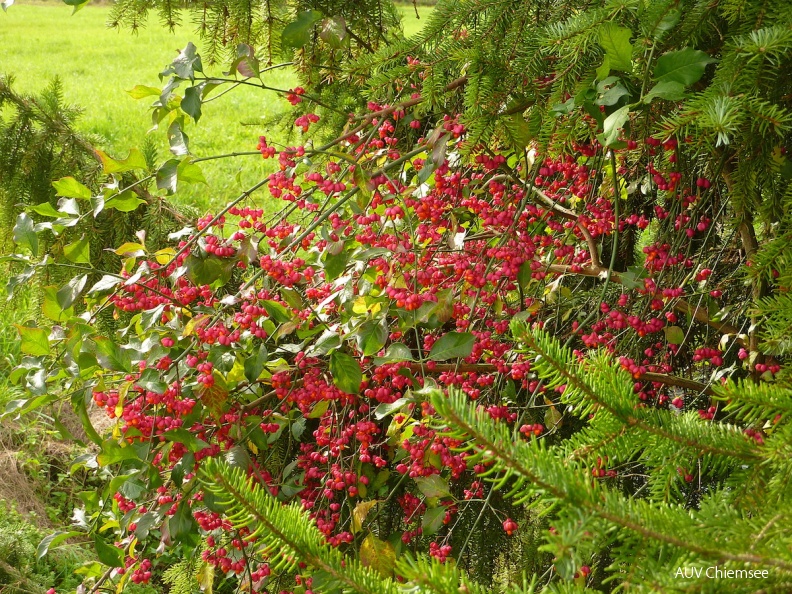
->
[197,562,214,593]
[183,314,210,337]
[114,242,146,257]
[543,398,563,429]
[154,247,176,265]
[351,500,379,533]
[352,296,368,314]
[359,533,396,576]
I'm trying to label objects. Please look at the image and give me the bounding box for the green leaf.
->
[177,159,207,184]
[307,399,330,419]
[16,325,49,356]
[421,505,446,536]
[30,202,65,218]
[52,176,91,199]
[357,320,388,356]
[88,274,122,294]
[323,249,348,281]
[90,336,132,372]
[597,105,630,147]
[94,535,123,567]
[168,499,198,542]
[42,286,74,322]
[181,86,202,122]
[138,368,167,393]
[96,439,140,466]
[13,213,38,254]
[414,474,451,498]
[37,531,81,560]
[259,300,291,324]
[595,56,610,81]
[168,119,190,156]
[372,343,414,365]
[643,80,687,103]
[162,42,203,80]
[163,428,211,453]
[63,236,91,264]
[664,325,685,345]
[319,16,348,49]
[598,23,633,72]
[428,332,475,361]
[56,274,88,310]
[127,85,161,99]
[654,48,716,86]
[186,255,232,288]
[96,148,148,174]
[104,191,146,212]
[282,10,323,51]
[244,345,269,383]
[329,351,362,394]
[307,329,342,356]
[156,159,179,194]
[373,398,408,420]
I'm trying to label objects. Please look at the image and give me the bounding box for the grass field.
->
[0,1,430,210]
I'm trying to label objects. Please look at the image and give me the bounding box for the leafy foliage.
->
[4,0,792,592]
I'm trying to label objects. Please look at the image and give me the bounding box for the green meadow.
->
[0,2,430,210]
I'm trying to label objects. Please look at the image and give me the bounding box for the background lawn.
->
[0,1,430,210]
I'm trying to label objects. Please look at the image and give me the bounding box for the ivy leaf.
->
[654,48,716,86]
[359,534,396,577]
[282,10,323,51]
[13,213,38,254]
[414,474,451,498]
[94,535,123,567]
[356,319,388,356]
[52,176,91,199]
[329,351,362,394]
[63,236,91,264]
[599,23,633,72]
[428,332,475,361]
[15,325,50,356]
